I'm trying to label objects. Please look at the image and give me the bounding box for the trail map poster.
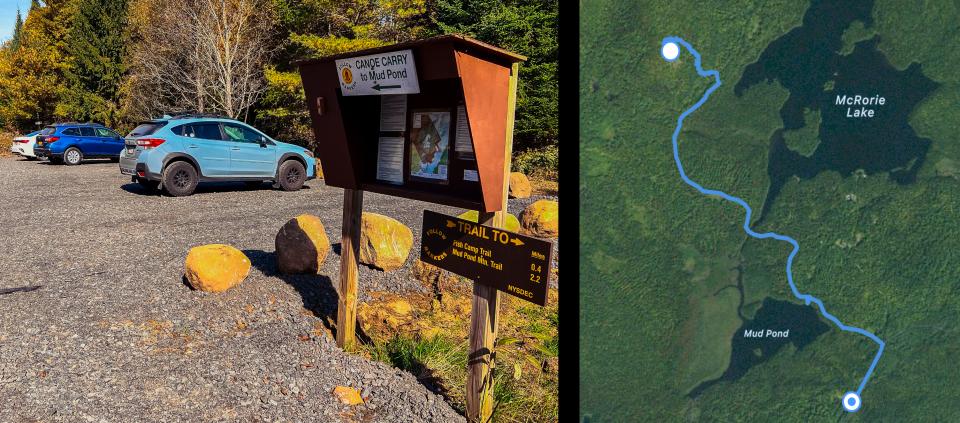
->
[409,110,450,182]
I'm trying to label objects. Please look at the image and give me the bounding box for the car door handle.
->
[188,145,198,148]
[231,147,241,151]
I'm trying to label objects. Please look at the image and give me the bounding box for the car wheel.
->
[277,160,306,191]
[63,148,83,165]
[137,178,160,192]
[162,161,198,197]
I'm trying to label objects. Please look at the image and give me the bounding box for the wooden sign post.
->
[336,188,363,350]
[467,61,519,422]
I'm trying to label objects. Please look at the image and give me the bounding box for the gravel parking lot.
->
[0,156,557,422]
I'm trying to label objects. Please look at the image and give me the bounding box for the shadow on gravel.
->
[120,182,313,196]
[243,249,346,335]
[0,285,41,295]
[120,183,160,195]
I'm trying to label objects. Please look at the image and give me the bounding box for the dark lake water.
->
[689,298,830,397]
[734,0,939,219]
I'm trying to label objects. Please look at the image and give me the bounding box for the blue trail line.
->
[662,36,885,398]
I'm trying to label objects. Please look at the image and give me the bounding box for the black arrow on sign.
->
[372,83,401,91]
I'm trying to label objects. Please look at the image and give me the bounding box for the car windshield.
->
[127,121,166,137]
[39,126,55,135]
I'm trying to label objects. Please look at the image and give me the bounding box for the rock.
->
[275,214,331,274]
[359,213,413,271]
[315,161,324,179]
[387,299,412,316]
[357,295,416,333]
[520,200,559,238]
[457,210,521,233]
[508,172,532,199]
[184,244,251,292]
[332,386,363,405]
[410,259,464,294]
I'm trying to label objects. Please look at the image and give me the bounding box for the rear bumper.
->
[33,146,56,159]
[124,162,162,181]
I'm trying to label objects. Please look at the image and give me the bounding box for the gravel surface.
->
[0,157,557,422]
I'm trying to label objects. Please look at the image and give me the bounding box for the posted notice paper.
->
[380,95,407,132]
[377,136,405,184]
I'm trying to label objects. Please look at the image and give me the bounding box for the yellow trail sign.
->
[421,210,553,306]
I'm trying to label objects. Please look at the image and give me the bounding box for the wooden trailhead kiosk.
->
[296,35,530,422]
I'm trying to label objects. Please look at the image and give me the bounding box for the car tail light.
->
[46,136,60,143]
[137,138,166,149]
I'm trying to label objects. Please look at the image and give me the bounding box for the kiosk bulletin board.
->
[295,35,526,212]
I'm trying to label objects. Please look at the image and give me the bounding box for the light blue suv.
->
[119,114,316,196]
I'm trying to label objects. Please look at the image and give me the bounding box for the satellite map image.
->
[581,0,960,420]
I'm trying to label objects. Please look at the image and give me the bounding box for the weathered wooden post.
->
[336,188,363,349]
[467,61,519,422]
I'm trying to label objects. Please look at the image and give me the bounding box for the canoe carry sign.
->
[420,210,552,306]
[335,49,420,96]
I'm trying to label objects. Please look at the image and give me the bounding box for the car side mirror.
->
[259,139,268,148]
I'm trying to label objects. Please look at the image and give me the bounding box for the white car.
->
[10,130,42,159]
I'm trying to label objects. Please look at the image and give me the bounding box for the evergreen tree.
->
[60,0,128,126]
[256,0,427,146]
[427,0,558,152]
[10,8,23,52]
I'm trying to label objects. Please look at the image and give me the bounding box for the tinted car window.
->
[79,127,96,137]
[40,126,56,135]
[223,123,265,142]
[62,128,81,136]
[96,128,119,138]
[128,122,166,137]
[178,123,223,140]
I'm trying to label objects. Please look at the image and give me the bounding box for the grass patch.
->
[357,277,559,422]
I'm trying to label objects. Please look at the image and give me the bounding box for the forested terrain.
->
[0,0,557,172]
[582,0,960,421]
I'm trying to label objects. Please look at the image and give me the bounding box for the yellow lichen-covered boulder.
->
[457,210,521,233]
[184,244,251,292]
[508,172,532,199]
[332,386,364,405]
[520,200,559,238]
[410,259,466,295]
[315,161,324,179]
[359,212,413,271]
[276,214,331,274]
[358,296,414,332]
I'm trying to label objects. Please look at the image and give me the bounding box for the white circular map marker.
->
[842,392,861,412]
[661,42,680,61]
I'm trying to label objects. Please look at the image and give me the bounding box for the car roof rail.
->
[165,111,231,120]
